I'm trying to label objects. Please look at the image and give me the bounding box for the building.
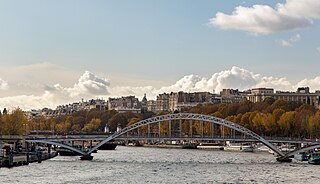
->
[246,87,320,108]
[155,91,216,112]
[156,93,170,112]
[141,94,148,113]
[170,91,215,111]
[147,100,157,112]
[220,89,247,103]
[107,96,141,113]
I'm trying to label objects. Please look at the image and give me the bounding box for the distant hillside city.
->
[26,87,320,119]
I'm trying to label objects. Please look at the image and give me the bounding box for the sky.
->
[0,0,320,110]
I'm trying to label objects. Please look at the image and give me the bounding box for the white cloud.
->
[0,78,9,90]
[2,66,320,111]
[0,71,111,110]
[278,34,301,47]
[317,47,320,53]
[145,66,293,95]
[279,40,292,47]
[66,71,110,98]
[290,34,301,42]
[0,62,81,97]
[209,0,320,34]
[296,77,320,91]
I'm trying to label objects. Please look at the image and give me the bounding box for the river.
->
[1,146,320,183]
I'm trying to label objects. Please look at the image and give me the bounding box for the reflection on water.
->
[1,146,320,183]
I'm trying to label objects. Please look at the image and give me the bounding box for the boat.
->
[276,156,292,162]
[197,143,224,150]
[97,143,117,150]
[182,143,197,149]
[295,152,310,161]
[80,155,93,160]
[279,145,295,154]
[224,142,253,152]
[57,146,82,156]
[308,153,320,165]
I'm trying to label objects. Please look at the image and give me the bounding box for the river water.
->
[1,146,320,184]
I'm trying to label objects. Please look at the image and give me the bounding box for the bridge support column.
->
[80,154,93,160]
[82,141,85,151]
[169,120,172,138]
[158,122,161,140]
[200,121,203,138]
[179,119,182,138]
[189,120,192,138]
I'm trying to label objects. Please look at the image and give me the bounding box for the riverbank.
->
[0,150,58,168]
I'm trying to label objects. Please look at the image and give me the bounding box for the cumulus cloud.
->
[0,78,9,90]
[0,71,110,110]
[2,66,320,111]
[296,77,320,91]
[209,0,320,34]
[152,66,293,95]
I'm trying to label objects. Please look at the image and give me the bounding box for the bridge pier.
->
[80,154,93,160]
[276,156,292,163]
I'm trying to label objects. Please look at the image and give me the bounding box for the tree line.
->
[1,98,320,139]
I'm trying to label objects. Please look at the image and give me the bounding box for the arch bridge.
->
[28,113,319,160]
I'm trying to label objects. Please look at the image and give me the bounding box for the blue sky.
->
[0,0,320,110]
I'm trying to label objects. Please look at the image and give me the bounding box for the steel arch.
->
[26,139,86,155]
[287,144,320,157]
[88,113,285,156]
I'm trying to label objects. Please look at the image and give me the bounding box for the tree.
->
[264,97,275,105]
[3,108,26,135]
[240,112,250,128]
[252,113,266,135]
[308,111,320,139]
[278,111,296,137]
[272,108,285,122]
[82,118,101,132]
[0,112,3,135]
[237,100,253,114]
[271,99,289,111]
[108,113,128,131]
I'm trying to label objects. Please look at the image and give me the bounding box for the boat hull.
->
[308,158,320,165]
[97,143,117,150]
[182,143,197,149]
[276,157,292,162]
[80,155,93,160]
[57,149,81,156]
[308,153,320,165]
